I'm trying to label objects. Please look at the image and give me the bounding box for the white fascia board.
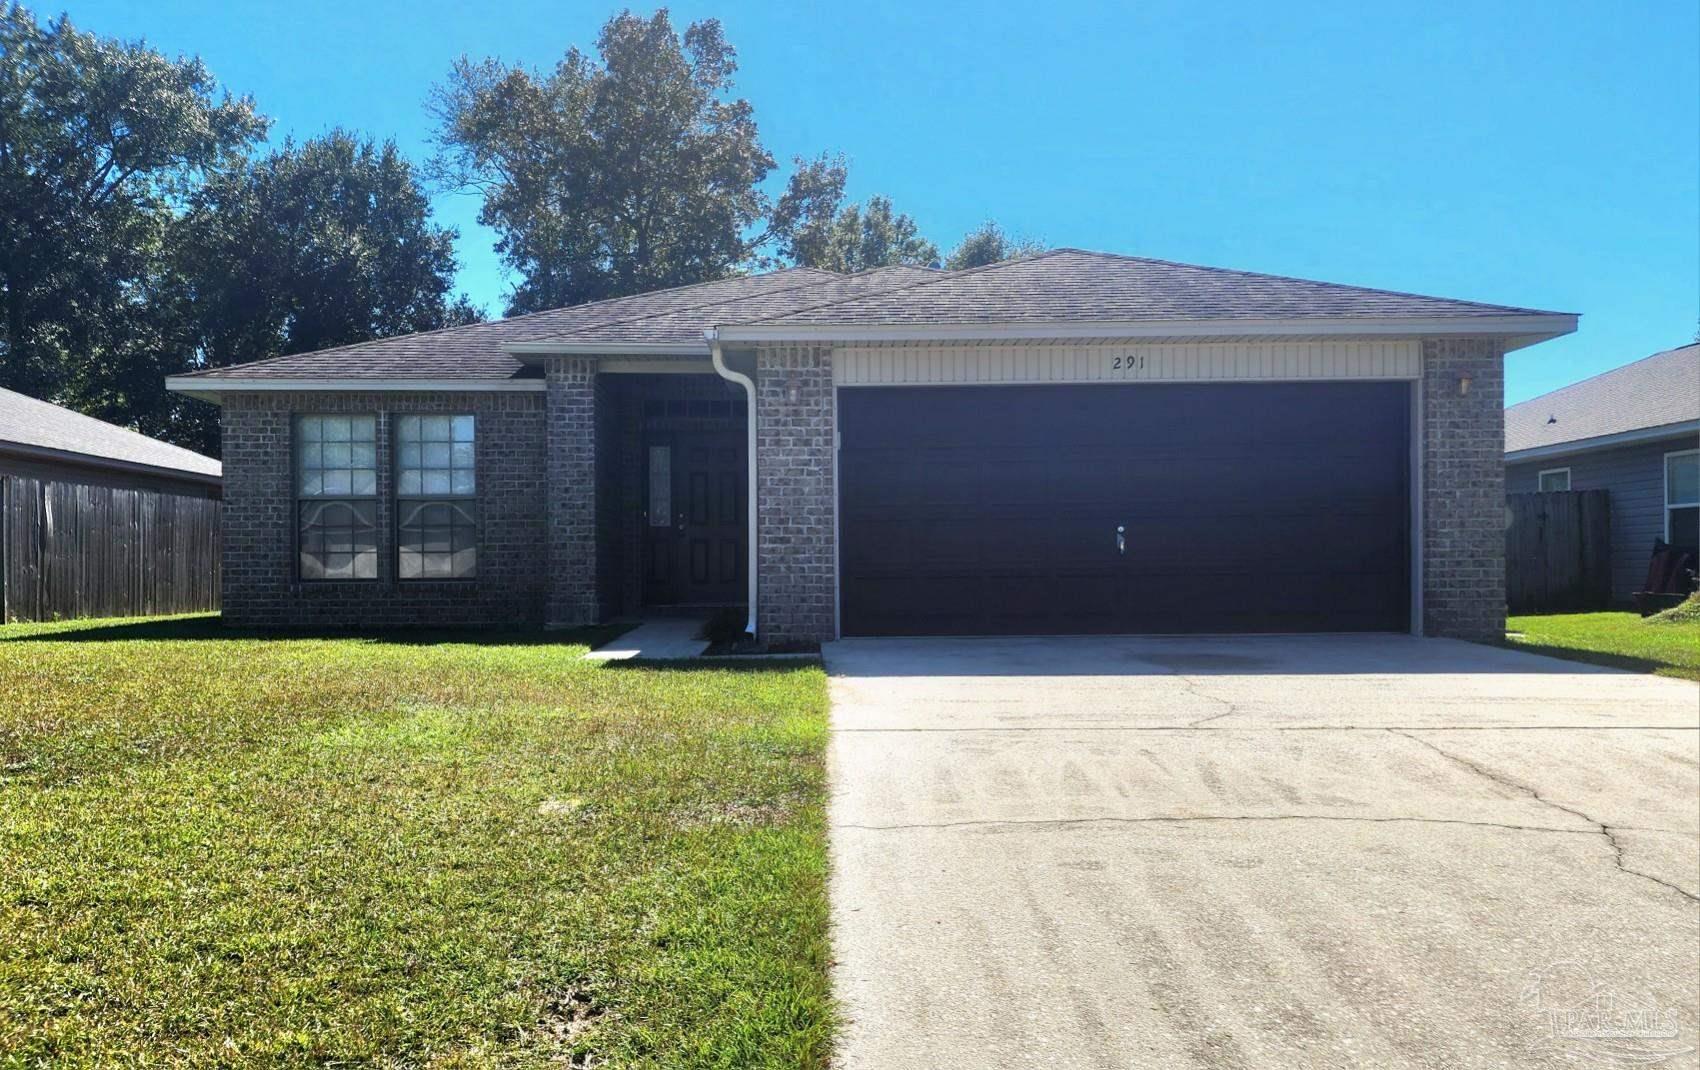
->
[712,314,1579,346]
[164,376,547,402]
[1505,420,1700,464]
[504,341,710,359]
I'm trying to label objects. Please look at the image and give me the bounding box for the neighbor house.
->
[1505,343,1700,604]
[165,249,1576,642]
[1,387,222,622]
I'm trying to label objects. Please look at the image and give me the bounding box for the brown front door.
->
[643,430,746,605]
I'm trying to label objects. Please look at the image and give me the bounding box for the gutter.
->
[707,329,759,638]
[1505,419,1700,464]
[0,440,222,488]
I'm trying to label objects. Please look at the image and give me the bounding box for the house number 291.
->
[1111,354,1146,372]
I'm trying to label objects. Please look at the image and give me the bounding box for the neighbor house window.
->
[396,414,477,578]
[1537,467,1571,492]
[1666,449,1699,552]
[296,414,379,580]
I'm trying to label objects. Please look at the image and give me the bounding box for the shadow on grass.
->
[594,656,823,674]
[0,615,631,650]
[1501,638,1697,680]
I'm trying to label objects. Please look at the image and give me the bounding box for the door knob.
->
[1116,525,1126,555]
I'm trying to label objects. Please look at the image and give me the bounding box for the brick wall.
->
[1421,337,1507,641]
[545,358,598,626]
[219,390,547,628]
[755,345,836,643]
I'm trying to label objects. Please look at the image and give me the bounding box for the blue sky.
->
[63,0,1699,403]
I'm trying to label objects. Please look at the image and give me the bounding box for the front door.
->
[643,430,746,605]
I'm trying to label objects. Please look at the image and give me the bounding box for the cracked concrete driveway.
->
[823,634,1700,1069]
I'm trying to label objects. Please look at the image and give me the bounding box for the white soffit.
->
[833,339,1423,387]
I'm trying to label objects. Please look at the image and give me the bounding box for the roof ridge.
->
[736,249,1067,325]
[1049,248,1572,317]
[179,267,841,378]
[1506,342,1700,412]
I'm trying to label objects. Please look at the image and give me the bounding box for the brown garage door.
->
[838,381,1411,635]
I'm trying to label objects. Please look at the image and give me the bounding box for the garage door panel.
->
[839,382,1410,635]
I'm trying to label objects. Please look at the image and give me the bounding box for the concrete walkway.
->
[582,617,708,661]
[823,634,1700,1069]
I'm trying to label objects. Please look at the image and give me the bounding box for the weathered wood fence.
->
[1,476,221,623]
[1505,489,1611,614]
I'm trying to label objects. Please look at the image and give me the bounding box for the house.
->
[1505,343,1700,604]
[1,387,222,622]
[165,249,1576,642]
[1,387,222,498]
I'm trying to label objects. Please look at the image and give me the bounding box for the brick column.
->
[546,356,599,626]
[755,344,836,643]
[1421,337,1506,641]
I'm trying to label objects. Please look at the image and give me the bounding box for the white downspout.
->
[707,329,759,638]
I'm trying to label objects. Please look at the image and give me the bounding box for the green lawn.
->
[0,615,832,1068]
[1506,605,1700,681]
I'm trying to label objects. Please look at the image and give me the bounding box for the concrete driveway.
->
[823,635,1700,1069]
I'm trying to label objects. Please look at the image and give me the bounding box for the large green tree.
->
[945,220,1045,270]
[432,9,930,311]
[0,7,265,403]
[789,195,940,273]
[157,131,481,453]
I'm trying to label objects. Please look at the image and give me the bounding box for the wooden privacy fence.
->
[1,476,221,623]
[1505,489,1610,614]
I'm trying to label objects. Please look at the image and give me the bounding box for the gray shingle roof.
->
[746,249,1566,327]
[172,248,1569,386]
[550,265,941,345]
[0,388,222,478]
[180,267,841,381]
[1505,343,1700,455]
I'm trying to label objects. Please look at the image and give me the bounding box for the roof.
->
[169,249,1573,388]
[1505,343,1700,457]
[742,248,1567,327]
[178,267,842,382]
[0,388,222,480]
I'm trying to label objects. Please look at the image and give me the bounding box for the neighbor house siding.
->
[1508,435,1696,604]
[219,390,547,628]
[1421,338,1506,642]
[755,344,836,643]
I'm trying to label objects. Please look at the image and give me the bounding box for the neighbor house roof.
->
[168,249,1576,393]
[0,387,222,481]
[1505,343,1700,460]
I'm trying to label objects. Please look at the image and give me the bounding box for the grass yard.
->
[0,615,832,1068]
[1506,601,1700,681]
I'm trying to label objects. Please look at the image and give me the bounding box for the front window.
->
[1666,449,1699,553]
[1537,467,1571,492]
[396,414,477,579]
[296,415,379,580]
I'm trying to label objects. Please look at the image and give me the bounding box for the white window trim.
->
[1664,448,1699,542]
[1537,467,1571,492]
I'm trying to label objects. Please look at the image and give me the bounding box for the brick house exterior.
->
[170,250,1575,643]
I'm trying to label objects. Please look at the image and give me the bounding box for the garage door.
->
[838,381,1411,635]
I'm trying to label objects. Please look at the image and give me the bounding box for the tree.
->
[158,131,481,453]
[0,7,266,402]
[785,193,945,273]
[945,221,1045,270]
[432,10,858,312]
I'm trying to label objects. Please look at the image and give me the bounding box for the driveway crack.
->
[1178,675,1240,728]
[834,813,1617,836]
[1388,729,1699,905]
